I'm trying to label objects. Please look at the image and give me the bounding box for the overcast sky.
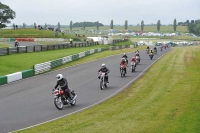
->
[1,0,200,26]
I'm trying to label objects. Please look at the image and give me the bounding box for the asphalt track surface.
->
[0,47,171,133]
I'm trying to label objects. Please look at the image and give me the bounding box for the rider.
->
[135,49,140,53]
[154,46,157,51]
[122,53,128,59]
[146,46,150,50]
[98,64,110,83]
[149,49,154,55]
[120,58,127,74]
[54,74,73,100]
[130,57,137,67]
[122,53,128,64]
[14,40,19,47]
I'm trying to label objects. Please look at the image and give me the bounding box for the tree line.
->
[1,2,200,35]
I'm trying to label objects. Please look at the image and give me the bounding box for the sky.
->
[1,0,200,26]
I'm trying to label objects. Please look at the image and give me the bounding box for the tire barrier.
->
[33,48,105,75]
[0,42,99,56]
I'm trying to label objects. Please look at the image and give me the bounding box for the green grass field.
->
[0,44,143,76]
[63,26,188,33]
[0,43,10,48]
[15,46,200,133]
[0,29,81,39]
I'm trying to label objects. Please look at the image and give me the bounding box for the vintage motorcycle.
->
[149,53,154,60]
[135,55,140,65]
[52,87,77,110]
[130,61,136,72]
[99,72,108,90]
[120,65,126,77]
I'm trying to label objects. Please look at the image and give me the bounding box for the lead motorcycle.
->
[99,72,108,90]
[52,87,77,110]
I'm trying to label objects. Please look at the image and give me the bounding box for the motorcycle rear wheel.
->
[54,97,64,110]
[70,99,76,106]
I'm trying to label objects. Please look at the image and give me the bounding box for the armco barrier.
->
[10,38,15,42]
[22,69,34,79]
[0,76,7,85]
[15,38,34,42]
[6,72,22,83]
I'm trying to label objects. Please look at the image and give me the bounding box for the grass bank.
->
[0,43,10,48]
[15,46,200,133]
[0,29,84,40]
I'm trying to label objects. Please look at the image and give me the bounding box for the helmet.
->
[132,57,135,59]
[122,58,126,61]
[56,74,63,81]
[102,63,106,68]
[123,53,126,55]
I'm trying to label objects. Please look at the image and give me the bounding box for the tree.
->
[110,20,113,29]
[83,21,85,30]
[58,22,60,29]
[191,20,195,24]
[195,23,200,35]
[44,23,47,29]
[23,23,25,28]
[96,21,99,30]
[0,2,16,28]
[186,20,189,24]
[141,20,144,31]
[70,21,72,31]
[124,20,128,30]
[173,19,177,31]
[157,20,161,31]
[12,23,15,29]
[34,22,37,29]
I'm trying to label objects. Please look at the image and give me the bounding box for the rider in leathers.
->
[98,64,110,83]
[54,74,73,100]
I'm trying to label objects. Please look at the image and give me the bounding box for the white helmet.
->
[102,63,106,68]
[123,53,126,55]
[56,74,63,81]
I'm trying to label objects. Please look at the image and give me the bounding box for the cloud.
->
[1,0,200,25]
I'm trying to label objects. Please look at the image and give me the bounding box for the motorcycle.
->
[146,49,149,54]
[160,46,163,51]
[99,72,108,90]
[135,56,140,65]
[130,61,136,72]
[124,58,128,65]
[154,49,157,55]
[52,87,77,110]
[120,65,126,77]
[149,53,154,60]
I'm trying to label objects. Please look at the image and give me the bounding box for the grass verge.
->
[15,46,200,133]
[0,43,11,48]
[0,45,144,76]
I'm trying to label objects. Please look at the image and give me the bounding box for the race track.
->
[0,46,171,133]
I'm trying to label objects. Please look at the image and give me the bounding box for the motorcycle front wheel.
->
[54,97,64,110]
[100,80,104,90]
